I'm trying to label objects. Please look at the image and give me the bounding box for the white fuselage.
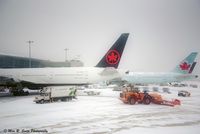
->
[0,67,125,85]
[123,72,197,84]
[0,68,197,86]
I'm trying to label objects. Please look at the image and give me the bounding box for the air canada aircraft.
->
[0,33,129,94]
[123,52,198,84]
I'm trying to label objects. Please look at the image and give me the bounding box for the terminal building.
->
[0,54,84,68]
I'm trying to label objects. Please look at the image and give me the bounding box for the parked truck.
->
[34,86,77,104]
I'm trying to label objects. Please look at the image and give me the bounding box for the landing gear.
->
[10,84,29,96]
[12,89,29,96]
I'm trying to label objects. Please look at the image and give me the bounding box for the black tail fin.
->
[95,33,129,68]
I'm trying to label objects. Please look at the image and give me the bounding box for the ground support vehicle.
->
[83,91,101,96]
[34,86,77,104]
[119,86,152,105]
[178,90,191,97]
[120,86,181,107]
[150,93,181,106]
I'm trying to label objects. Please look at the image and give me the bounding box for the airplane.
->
[0,33,129,95]
[122,52,198,84]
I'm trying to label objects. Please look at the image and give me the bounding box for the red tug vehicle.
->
[120,85,181,107]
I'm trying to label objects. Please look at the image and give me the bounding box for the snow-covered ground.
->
[0,81,200,134]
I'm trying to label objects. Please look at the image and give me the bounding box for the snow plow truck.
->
[120,85,181,107]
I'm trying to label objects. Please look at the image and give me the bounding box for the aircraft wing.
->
[0,76,19,86]
[0,75,37,88]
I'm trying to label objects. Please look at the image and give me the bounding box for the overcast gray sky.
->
[0,0,200,75]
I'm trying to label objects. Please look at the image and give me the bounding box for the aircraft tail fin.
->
[95,33,129,68]
[173,52,198,74]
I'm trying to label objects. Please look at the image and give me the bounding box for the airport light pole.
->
[64,48,68,61]
[27,40,34,68]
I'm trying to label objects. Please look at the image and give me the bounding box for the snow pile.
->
[0,81,200,134]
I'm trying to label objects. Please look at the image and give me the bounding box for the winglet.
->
[189,62,197,74]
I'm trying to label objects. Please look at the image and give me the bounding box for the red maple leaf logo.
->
[179,62,190,70]
[106,50,120,65]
